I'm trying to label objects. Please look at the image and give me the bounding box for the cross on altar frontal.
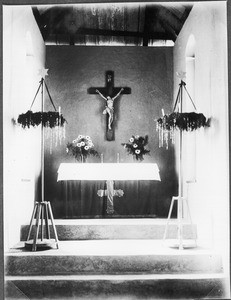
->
[88,71,131,141]
[97,180,124,214]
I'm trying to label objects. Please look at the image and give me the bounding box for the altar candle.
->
[101,153,104,163]
[117,153,120,163]
[161,108,165,116]
[59,106,61,115]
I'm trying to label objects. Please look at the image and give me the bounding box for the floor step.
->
[20,219,197,240]
[5,273,227,299]
[7,222,228,299]
[6,240,222,276]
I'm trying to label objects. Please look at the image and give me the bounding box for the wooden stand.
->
[163,196,197,249]
[25,201,59,251]
[163,80,197,249]
[24,74,60,251]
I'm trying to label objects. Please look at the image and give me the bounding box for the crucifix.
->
[88,71,131,141]
[97,180,124,214]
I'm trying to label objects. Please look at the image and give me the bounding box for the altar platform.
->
[5,218,229,299]
[20,218,196,241]
[5,236,227,300]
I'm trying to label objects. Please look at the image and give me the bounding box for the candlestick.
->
[101,153,104,163]
[117,153,120,163]
[59,106,61,115]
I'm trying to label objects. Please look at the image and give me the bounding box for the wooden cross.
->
[97,180,124,214]
[88,71,131,141]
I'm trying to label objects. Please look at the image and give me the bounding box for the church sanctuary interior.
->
[3,1,231,299]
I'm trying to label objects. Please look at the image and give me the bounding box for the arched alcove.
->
[183,34,196,185]
[25,31,36,108]
[26,31,34,57]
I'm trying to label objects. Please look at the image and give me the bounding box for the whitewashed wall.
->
[174,0,229,276]
[3,6,45,250]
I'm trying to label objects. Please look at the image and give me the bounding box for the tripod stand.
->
[163,80,198,249]
[24,74,60,251]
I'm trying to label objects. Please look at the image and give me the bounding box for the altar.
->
[57,163,160,181]
[57,163,161,217]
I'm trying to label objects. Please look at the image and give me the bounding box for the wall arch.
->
[182,34,197,195]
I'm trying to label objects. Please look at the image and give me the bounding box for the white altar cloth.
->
[57,163,161,181]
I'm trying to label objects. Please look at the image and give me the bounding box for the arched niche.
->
[26,31,34,57]
[183,34,197,191]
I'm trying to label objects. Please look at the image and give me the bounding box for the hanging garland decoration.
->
[156,80,208,149]
[17,79,67,129]
[17,110,66,128]
[17,73,67,153]
[157,112,207,131]
[121,135,150,161]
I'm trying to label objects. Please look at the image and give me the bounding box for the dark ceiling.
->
[32,3,193,47]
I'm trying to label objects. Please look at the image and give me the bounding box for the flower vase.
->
[132,155,136,162]
[133,155,143,162]
[80,155,87,163]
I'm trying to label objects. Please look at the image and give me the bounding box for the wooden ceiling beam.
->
[45,33,173,46]
[32,7,49,40]
[159,6,182,32]
[33,4,191,45]
[158,19,177,41]
[32,5,53,16]
[76,27,173,40]
[180,6,192,24]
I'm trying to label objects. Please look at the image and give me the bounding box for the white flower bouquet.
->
[66,135,99,162]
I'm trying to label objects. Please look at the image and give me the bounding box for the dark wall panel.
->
[44,46,177,218]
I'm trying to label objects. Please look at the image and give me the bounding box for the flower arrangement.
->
[17,110,66,129]
[121,135,150,161]
[66,135,99,162]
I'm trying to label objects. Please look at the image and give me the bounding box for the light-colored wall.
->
[3,5,45,250]
[174,0,229,276]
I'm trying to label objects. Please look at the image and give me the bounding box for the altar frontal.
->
[57,163,161,215]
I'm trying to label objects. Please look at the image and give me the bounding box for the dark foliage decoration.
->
[157,112,207,131]
[66,135,99,162]
[156,80,209,149]
[17,77,67,129]
[122,135,150,161]
[17,110,66,129]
